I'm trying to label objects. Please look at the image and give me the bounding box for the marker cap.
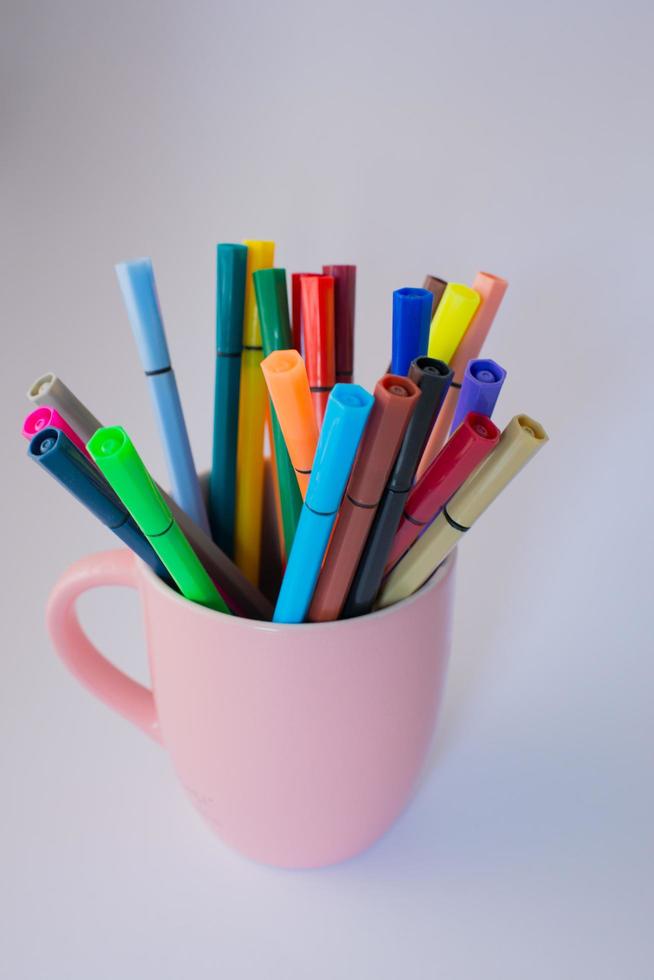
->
[450,357,507,433]
[260,350,319,476]
[216,243,248,355]
[306,384,374,515]
[115,258,171,373]
[27,372,101,443]
[322,264,356,380]
[87,426,172,537]
[389,357,453,492]
[422,275,448,316]
[447,414,549,528]
[391,287,433,377]
[300,274,336,390]
[291,272,319,352]
[242,240,275,347]
[427,283,481,364]
[347,374,420,505]
[253,268,293,356]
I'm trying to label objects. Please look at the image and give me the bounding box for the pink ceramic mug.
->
[46,548,456,868]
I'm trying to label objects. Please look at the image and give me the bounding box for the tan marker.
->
[376,414,549,609]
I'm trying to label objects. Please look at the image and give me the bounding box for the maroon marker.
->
[323,264,356,383]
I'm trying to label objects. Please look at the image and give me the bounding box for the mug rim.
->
[137,548,455,632]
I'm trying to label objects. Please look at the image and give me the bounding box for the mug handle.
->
[46,549,162,744]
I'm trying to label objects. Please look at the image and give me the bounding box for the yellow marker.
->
[234,240,275,584]
[427,283,480,365]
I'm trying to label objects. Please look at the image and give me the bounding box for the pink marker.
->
[22,406,91,459]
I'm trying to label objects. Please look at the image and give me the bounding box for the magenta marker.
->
[22,406,91,459]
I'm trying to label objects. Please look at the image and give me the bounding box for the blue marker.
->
[28,427,170,582]
[391,287,433,376]
[116,258,210,534]
[450,358,507,433]
[273,384,374,624]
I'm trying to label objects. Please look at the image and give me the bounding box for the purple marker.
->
[450,358,507,433]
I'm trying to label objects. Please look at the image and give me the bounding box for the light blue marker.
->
[116,258,210,534]
[273,383,374,624]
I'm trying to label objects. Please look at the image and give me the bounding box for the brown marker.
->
[422,275,448,317]
[307,373,420,622]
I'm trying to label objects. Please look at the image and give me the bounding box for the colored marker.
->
[342,357,453,618]
[391,287,433,376]
[115,258,210,534]
[234,240,275,585]
[418,272,508,476]
[209,243,247,555]
[88,427,229,613]
[301,274,336,427]
[273,384,373,624]
[450,358,507,434]
[291,272,319,354]
[322,264,356,383]
[308,374,420,622]
[377,415,549,609]
[261,350,319,499]
[427,282,480,365]
[28,372,101,439]
[26,374,273,620]
[23,405,91,459]
[28,426,169,581]
[422,275,448,316]
[385,412,501,572]
[254,268,303,557]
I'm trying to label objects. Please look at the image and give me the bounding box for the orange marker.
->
[261,350,319,498]
[300,274,335,427]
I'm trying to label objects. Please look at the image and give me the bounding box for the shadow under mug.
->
[46,534,456,869]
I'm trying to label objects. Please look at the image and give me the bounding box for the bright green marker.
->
[253,268,302,559]
[88,426,229,614]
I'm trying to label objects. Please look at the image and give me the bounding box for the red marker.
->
[385,412,500,572]
[322,264,356,383]
[22,405,92,459]
[301,274,336,427]
[291,271,319,354]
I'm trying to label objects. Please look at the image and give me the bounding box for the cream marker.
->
[376,415,549,609]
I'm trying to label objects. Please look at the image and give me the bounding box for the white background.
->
[2,1,653,977]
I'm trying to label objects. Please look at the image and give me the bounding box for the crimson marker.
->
[385,412,500,572]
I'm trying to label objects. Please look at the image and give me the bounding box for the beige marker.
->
[376,414,549,609]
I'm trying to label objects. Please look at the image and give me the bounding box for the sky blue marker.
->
[116,258,210,534]
[391,287,433,376]
[273,383,374,624]
[28,426,170,582]
[450,357,507,433]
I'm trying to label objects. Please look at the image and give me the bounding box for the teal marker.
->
[209,244,248,554]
